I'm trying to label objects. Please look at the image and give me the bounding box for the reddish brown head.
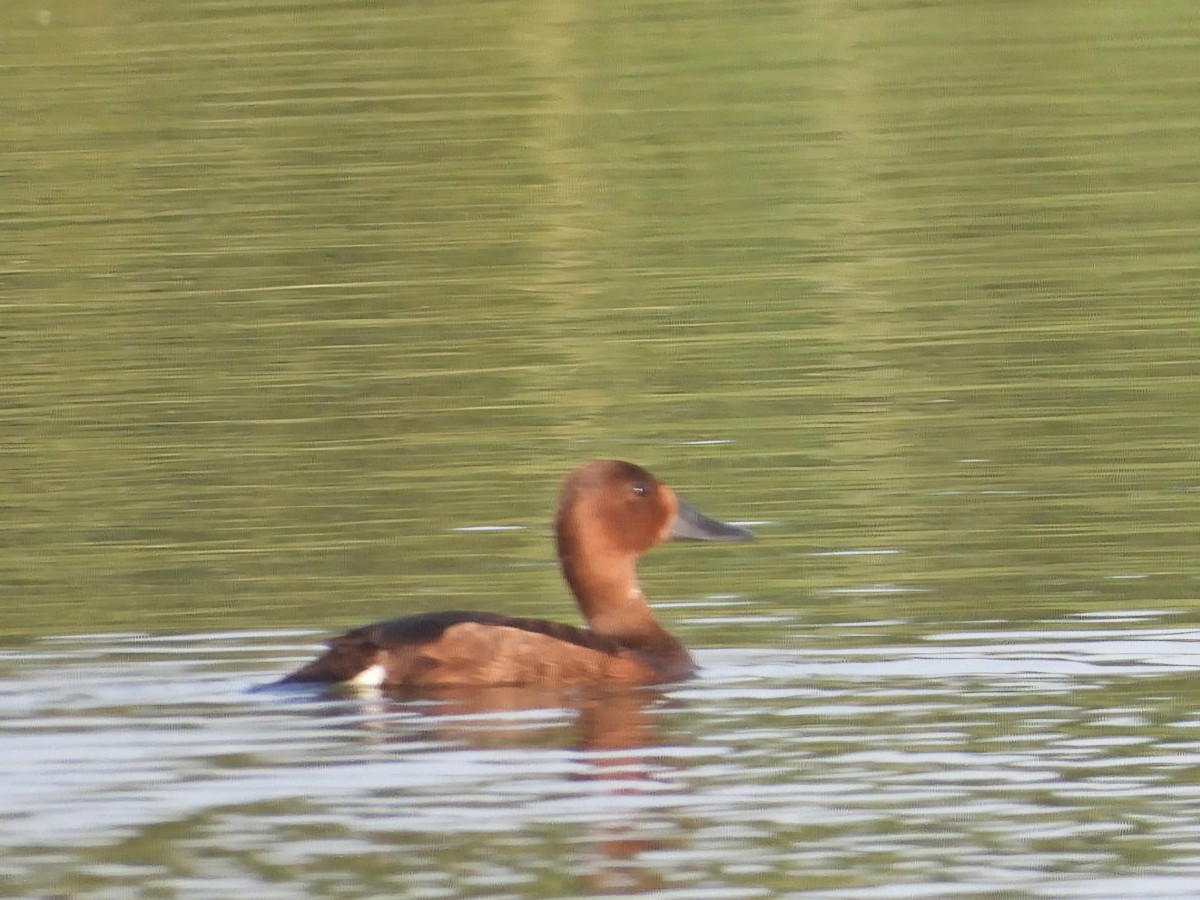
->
[556,460,675,559]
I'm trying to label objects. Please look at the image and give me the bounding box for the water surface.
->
[5,617,1200,897]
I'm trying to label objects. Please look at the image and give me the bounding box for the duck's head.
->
[555,460,753,559]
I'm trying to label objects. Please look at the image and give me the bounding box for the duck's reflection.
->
[324,682,680,893]
[333,681,662,748]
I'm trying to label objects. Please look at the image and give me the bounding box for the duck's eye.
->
[632,482,648,497]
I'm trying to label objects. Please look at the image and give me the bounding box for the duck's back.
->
[278,610,693,688]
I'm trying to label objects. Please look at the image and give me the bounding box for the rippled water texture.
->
[4,0,1200,896]
[5,617,1200,897]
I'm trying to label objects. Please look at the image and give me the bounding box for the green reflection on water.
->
[2,0,1199,647]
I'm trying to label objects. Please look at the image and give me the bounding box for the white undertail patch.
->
[346,664,386,687]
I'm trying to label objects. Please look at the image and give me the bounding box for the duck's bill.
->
[668,498,755,542]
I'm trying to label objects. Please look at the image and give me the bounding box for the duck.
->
[276,460,752,689]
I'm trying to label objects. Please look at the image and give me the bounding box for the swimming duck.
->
[277,460,752,688]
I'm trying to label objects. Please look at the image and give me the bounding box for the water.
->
[6,619,1200,897]
[4,0,1200,896]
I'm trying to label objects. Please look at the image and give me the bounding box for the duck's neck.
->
[557,541,673,647]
